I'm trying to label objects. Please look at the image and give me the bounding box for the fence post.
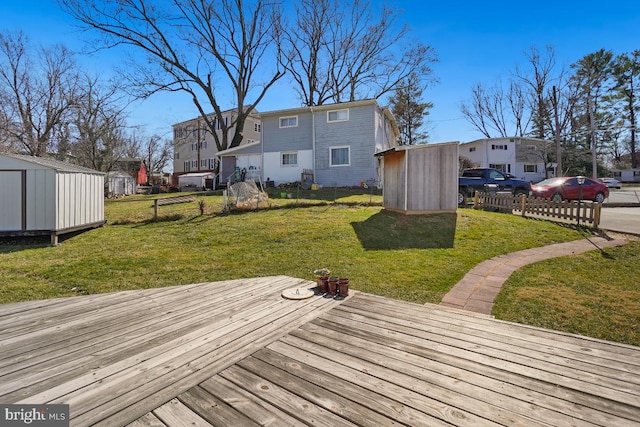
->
[594,203,601,228]
[473,191,479,209]
[154,199,159,219]
[520,194,526,217]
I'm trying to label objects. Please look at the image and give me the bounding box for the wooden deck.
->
[1,277,639,426]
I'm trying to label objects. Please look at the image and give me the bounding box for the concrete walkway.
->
[439,235,630,315]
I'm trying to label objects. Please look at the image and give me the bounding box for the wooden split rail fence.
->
[153,194,196,218]
[473,192,602,227]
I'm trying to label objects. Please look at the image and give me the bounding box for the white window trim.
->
[279,116,298,128]
[281,151,298,167]
[327,109,349,123]
[330,145,351,167]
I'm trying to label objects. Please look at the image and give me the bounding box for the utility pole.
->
[626,88,638,168]
[552,86,562,177]
[196,120,201,172]
[588,98,598,179]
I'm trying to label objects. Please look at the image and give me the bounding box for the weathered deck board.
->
[2,279,639,427]
[156,293,639,427]
[0,276,341,426]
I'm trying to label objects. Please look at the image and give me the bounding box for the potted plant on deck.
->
[313,268,330,295]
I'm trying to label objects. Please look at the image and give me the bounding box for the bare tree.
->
[460,81,528,138]
[279,0,436,106]
[143,135,172,183]
[515,46,556,139]
[68,74,133,172]
[0,31,80,156]
[60,0,284,151]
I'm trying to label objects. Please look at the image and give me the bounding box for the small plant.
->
[198,199,206,215]
[313,268,331,278]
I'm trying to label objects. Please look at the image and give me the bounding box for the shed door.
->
[0,171,24,231]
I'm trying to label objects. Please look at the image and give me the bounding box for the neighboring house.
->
[171,108,262,186]
[216,99,399,188]
[611,168,640,183]
[459,137,553,182]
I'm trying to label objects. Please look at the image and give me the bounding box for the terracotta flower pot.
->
[325,277,338,298]
[316,277,329,294]
[336,278,349,299]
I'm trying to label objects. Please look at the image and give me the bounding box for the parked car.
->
[458,168,531,205]
[531,177,609,203]
[599,177,622,189]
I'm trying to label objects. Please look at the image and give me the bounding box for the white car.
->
[599,177,622,189]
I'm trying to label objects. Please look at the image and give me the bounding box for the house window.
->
[184,161,190,172]
[327,109,349,122]
[489,163,509,173]
[192,160,198,168]
[491,144,507,150]
[279,116,298,128]
[527,145,537,151]
[254,123,261,132]
[281,151,298,166]
[201,159,207,168]
[469,147,476,152]
[524,164,538,173]
[330,146,350,166]
[635,171,640,177]
[174,152,180,160]
[613,171,622,178]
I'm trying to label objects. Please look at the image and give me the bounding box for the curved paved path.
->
[439,235,630,315]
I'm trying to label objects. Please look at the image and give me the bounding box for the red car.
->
[531,176,609,203]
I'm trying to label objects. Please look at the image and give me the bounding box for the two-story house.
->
[215,99,399,188]
[171,108,262,187]
[460,137,554,182]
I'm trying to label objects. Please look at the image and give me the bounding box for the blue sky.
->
[1,1,639,143]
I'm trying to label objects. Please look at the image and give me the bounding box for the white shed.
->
[106,171,137,196]
[178,172,215,191]
[0,154,105,244]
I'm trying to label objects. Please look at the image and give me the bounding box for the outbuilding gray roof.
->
[1,153,105,174]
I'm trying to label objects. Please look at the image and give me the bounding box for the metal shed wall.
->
[0,154,104,234]
[55,172,104,231]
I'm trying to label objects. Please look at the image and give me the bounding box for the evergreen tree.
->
[389,73,433,145]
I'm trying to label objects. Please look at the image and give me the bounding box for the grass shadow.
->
[351,210,457,250]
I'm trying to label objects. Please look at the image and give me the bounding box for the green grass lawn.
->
[493,240,640,346]
[1,189,637,345]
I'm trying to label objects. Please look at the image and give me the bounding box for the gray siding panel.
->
[263,114,313,152]
[314,105,378,186]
